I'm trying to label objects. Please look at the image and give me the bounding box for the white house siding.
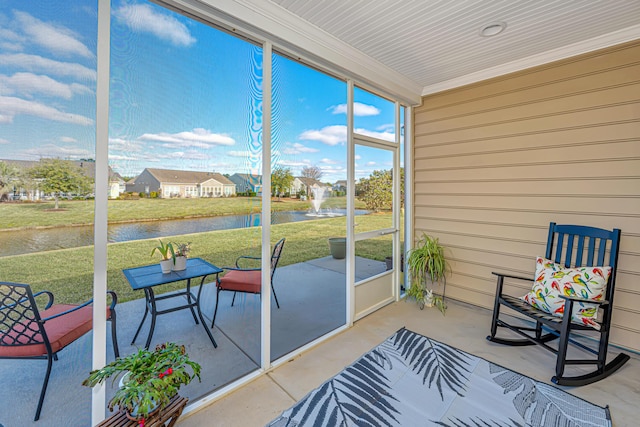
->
[413,40,640,352]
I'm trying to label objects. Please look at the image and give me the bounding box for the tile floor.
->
[178,299,639,427]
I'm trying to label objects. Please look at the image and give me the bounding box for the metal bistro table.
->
[122,257,221,349]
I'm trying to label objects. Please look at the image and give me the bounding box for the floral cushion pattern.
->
[520,257,611,330]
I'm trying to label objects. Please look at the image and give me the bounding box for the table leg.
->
[131,289,150,345]
[145,287,157,349]
[197,275,218,348]
[185,278,199,325]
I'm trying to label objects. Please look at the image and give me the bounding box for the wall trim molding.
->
[422,24,640,96]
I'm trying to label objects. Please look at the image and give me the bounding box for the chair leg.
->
[554,303,573,381]
[271,281,280,309]
[34,353,54,421]
[211,287,221,329]
[231,291,237,307]
[487,276,503,340]
[110,310,120,358]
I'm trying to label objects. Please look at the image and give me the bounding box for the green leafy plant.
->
[172,242,191,258]
[82,343,201,420]
[406,234,449,314]
[150,240,175,261]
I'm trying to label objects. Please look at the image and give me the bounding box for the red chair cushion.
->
[218,270,261,294]
[0,304,95,357]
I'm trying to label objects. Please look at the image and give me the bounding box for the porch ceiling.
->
[220,0,640,99]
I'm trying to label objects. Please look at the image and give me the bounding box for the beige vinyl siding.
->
[413,40,640,352]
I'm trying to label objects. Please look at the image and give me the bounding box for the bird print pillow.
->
[521,257,611,330]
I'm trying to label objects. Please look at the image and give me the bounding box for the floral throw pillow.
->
[520,257,611,329]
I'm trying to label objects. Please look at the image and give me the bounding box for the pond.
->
[0,209,368,257]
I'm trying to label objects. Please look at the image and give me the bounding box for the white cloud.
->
[0,73,91,99]
[227,150,252,157]
[0,138,10,144]
[15,11,93,58]
[0,54,96,81]
[0,95,94,125]
[138,128,235,148]
[282,142,319,155]
[108,154,138,161]
[277,159,311,168]
[0,27,24,51]
[328,102,380,116]
[366,161,376,166]
[355,155,361,160]
[59,136,77,143]
[114,4,196,47]
[108,137,145,153]
[299,125,346,146]
[21,143,93,159]
[320,158,338,165]
[156,150,209,160]
[354,127,395,142]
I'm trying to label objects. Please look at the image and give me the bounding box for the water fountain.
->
[311,187,325,214]
[306,187,343,217]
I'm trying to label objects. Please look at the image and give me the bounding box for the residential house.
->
[292,177,331,199]
[229,173,262,195]
[126,168,235,198]
[332,180,347,194]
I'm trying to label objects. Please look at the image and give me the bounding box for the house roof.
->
[144,168,233,185]
[230,173,262,184]
[297,177,327,187]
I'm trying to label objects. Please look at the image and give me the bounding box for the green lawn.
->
[0,196,359,230]
[0,213,393,304]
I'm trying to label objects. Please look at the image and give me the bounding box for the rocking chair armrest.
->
[491,272,531,282]
[41,298,93,322]
[558,294,610,306]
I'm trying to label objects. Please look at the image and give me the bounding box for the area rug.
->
[267,328,611,427]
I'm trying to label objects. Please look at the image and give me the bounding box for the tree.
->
[271,166,294,200]
[0,161,20,201]
[301,165,323,181]
[30,159,92,209]
[357,168,405,212]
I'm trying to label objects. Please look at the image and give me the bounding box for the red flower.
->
[158,367,173,378]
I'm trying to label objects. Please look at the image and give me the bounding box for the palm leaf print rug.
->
[267,328,611,427]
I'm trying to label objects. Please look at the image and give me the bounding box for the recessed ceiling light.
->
[480,22,507,37]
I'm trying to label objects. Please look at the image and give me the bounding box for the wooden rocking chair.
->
[487,223,630,386]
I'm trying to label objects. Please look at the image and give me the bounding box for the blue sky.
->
[0,0,400,183]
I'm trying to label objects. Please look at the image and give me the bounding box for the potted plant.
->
[151,240,175,273]
[406,233,449,314]
[172,241,191,271]
[82,342,201,424]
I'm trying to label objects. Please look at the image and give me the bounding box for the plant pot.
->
[328,237,346,259]
[173,256,187,271]
[125,399,160,422]
[160,259,172,274]
[385,256,393,270]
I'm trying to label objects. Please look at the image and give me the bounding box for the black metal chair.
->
[211,238,285,329]
[0,282,119,421]
[487,223,630,386]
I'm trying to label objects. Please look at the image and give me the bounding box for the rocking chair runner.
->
[487,223,630,386]
[211,238,285,329]
[0,282,119,421]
